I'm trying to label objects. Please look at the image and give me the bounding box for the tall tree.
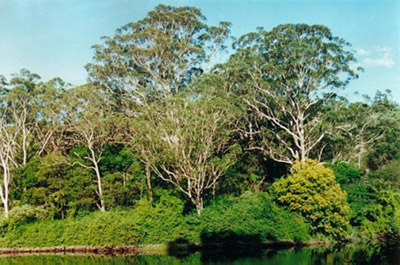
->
[221,24,359,164]
[86,5,231,200]
[0,70,42,218]
[0,102,19,218]
[322,91,400,169]
[131,92,241,215]
[34,77,69,156]
[64,85,115,212]
[86,4,231,112]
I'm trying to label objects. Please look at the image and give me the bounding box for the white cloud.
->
[356,48,371,56]
[362,46,395,68]
[376,46,391,53]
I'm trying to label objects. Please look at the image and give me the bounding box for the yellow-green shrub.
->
[273,159,350,239]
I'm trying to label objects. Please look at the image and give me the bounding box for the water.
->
[0,243,398,265]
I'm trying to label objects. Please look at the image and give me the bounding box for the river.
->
[0,242,398,265]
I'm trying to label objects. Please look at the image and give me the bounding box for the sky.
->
[0,0,399,102]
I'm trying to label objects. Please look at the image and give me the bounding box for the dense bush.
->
[368,160,400,187]
[273,159,350,239]
[328,162,363,185]
[0,192,309,248]
[345,179,400,239]
[200,192,310,244]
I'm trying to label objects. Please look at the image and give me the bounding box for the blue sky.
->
[0,0,399,102]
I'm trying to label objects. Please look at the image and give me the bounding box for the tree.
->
[64,85,115,212]
[322,100,382,168]
[273,159,350,239]
[2,70,43,165]
[321,91,399,169]
[86,5,231,201]
[0,103,19,218]
[86,4,231,113]
[366,91,400,169]
[16,153,70,219]
[34,77,69,156]
[221,24,359,164]
[131,92,241,215]
[0,70,43,218]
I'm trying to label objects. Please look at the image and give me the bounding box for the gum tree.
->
[86,5,231,200]
[86,4,231,111]
[64,85,115,212]
[0,70,42,218]
[222,24,359,164]
[131,92,241,215]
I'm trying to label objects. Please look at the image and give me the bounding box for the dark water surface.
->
[0,243,398,265]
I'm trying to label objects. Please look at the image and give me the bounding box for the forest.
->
[0,5,399,247]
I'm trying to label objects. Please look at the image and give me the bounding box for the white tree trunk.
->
[145,162,153,203]
[0,165,9,219]
[22,127,28,165]
[90,148,105,212]
[194,196,203,216]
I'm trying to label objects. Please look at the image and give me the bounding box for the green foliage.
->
[344,158,400,240]
[366,93,400,170]
[87,4,231,105]
[200,192,310,243]
[12,153,97,218]
[4,205,47,225]
[131,92,242,214]
[321,91,400,170]
[273,159,350,239]
[0,192,309,248]
[368,160,400,187]
[345,179,400,239]
[100,145,146,208]
[12,153,70,218]
[64,167,97,217]
[328,162,363,185]
[221,24,359,164]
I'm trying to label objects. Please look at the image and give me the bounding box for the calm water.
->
[0,243,398,265]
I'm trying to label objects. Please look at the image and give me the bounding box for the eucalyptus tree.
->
[366,92,400,169]
[86,4,231,111]
[322,92,400,169]
[34,77,69,156]
[0,100,19,218]
[64,85,115,212]
[322,100,383,167]
[86,4,231,200]
[4,70,42,165]
[0,70,43,218]
[222,24,359,164]
[131,91,241,215]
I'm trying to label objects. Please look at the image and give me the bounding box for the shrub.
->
[200,192,310,243]
[8,204,48,224]
[0,192,311,248]
[273,159,350,239]
[346,179,400,239]
[368,160,400,187]
[328,162,363,185]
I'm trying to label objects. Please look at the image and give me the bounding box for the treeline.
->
[0,5,399,242]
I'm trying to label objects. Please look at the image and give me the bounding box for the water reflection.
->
[0,242,398,265]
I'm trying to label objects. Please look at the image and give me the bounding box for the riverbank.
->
[0,193,396,250]
[0,244,169,256]
[0,194,313,248]
[0,240,333,256]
